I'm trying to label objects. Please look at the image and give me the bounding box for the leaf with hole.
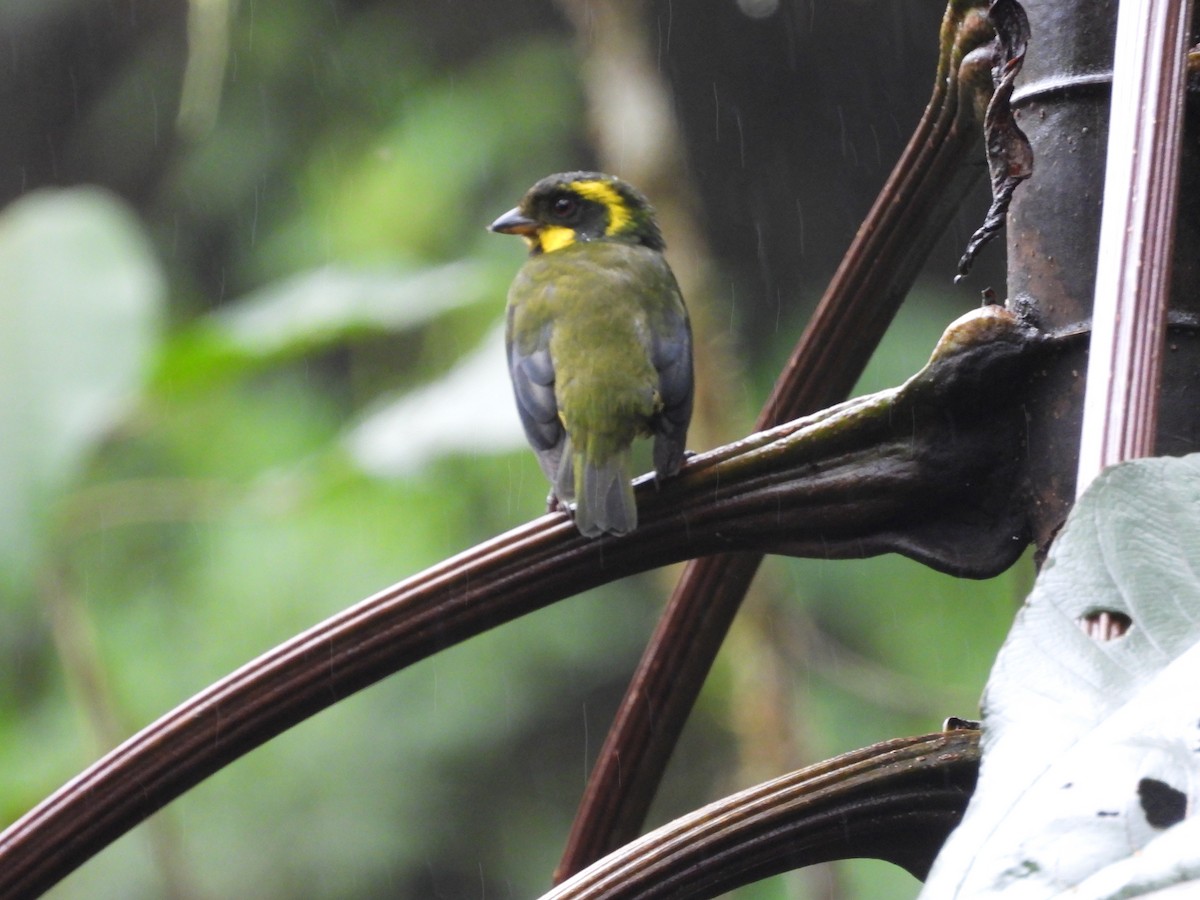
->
[922,455,1200,897]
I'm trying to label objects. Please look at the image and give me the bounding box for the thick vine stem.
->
[542,730,981,900]
[0,306,1047,898]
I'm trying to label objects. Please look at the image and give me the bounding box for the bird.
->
[489,172,693,537]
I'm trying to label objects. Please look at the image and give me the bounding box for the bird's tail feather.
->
[572,449,636,537]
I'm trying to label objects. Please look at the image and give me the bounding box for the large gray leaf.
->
[0,188,163,590]
[921,455,1200,898]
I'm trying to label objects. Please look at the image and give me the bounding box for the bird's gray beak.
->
[489,207,539,236]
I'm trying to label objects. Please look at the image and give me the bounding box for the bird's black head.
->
[489,172,665,255]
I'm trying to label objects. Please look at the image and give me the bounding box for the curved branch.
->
[543,729,980,900]
[0,308,1039,898]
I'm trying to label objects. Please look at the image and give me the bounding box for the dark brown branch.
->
[542,730,980,900]
[556,0,1000,878]
[0,308,1042,899]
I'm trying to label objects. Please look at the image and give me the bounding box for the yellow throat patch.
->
[535,225,576,254]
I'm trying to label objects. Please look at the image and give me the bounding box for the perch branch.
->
[0,307,1041,899]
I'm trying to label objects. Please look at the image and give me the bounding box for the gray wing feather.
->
[651,287,694,479]
[506,306,566,487]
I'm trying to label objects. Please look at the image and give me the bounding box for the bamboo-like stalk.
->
[1076,0,1194,492]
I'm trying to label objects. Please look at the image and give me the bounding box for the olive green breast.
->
[507,240,685,459]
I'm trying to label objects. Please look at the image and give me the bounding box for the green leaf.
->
[0,188,163,590]
[261,41,579,269]
[922,455,1200,898]
[155,260,493,390]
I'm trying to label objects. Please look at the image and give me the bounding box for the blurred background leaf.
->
[0,188,163,593]
[0,1,1025,898]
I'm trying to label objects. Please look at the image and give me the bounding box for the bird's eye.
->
[551,195,578,218]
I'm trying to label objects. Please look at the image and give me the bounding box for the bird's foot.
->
[653,450,695,491]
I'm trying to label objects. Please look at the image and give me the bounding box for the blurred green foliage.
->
[0,2,1028,898]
